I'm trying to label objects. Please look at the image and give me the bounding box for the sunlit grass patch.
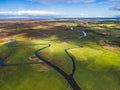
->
[49,35,59,40]
[68,46,120,72]
[89,25,104,30]
[103,24,116,28]
[32,25,52,30]
[66,22,77,27]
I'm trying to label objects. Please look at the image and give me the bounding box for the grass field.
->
[0,20,120,90]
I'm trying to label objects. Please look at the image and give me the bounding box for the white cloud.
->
[110,4,120,11]
[68,0,95,3]
[0,10,60,16]
[108,0,120,11]
[109,0,120,2]
[28,0,95,3]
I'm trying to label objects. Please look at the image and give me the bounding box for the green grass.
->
[70,46,120,90]
[1,38,120,90]
[0,21,120,90]
[0,66,67,90]
[0,41,68,90]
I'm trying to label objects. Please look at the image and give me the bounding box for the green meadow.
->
[0,20,120,90]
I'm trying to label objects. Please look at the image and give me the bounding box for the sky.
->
[0,0,120,18]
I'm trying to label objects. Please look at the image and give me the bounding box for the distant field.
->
[0,20,120,90]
